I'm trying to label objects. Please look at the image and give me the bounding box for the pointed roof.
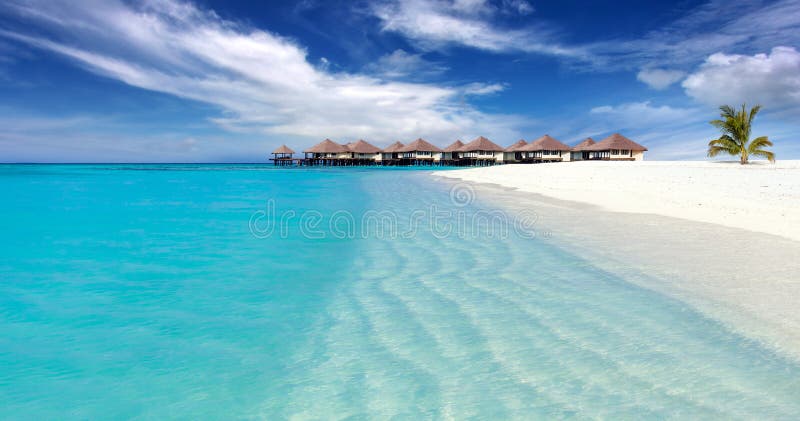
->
[346,139,382,154]
[443,140,465,152]
[587,133,647,151]
[571,137,596,152]
[505,139,527,152]
[382,141,405,153]
[272,144,295,154]
[399,138,442,152]
[459,136,504,152]
[304,138,348,153]
[520,134,572,151]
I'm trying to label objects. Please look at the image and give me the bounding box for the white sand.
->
[434,160,800,360]
[434,160,800,242]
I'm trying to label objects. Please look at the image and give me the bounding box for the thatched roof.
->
[382,141,405,153]
[304,138,348,153]
[459,136,504,152]
[587,133,647,151]
[571,137,595,152]
[399,138,442,152]
[346,139,382,154]
[520,135,571,151]
[272,144,295,154]
[443,140,465,152]
[504,139,527,152]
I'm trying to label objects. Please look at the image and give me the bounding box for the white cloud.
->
[502,0,534,15]
[0,113,204,162]
[584,0,800,72]
[462,82,505,95]
[682,46,800,109]
[0,0,522,146]
[370,0,584,57]
[363,49,447,79]
[369,0,800,74]
[589,101,701,127]
[636,68,686,90]
[450,0,533,16]
[581,95,800,160]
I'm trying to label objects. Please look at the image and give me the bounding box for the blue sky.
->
[0,0,798,162]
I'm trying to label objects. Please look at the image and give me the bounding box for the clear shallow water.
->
[1,164,798,419]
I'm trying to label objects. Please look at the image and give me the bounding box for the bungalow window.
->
[418,151,431,156]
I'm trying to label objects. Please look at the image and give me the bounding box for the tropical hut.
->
[379,141,405,165]
[398,138,443,165]
[303,138,349,166]
[585,133,647,161]
[570,137,595,161]
[504,139,527,163]
[345,139,382,165]
[458,136,505,166]
[519,135,572,162]
[441,140,465,165]
[270,144,295,166]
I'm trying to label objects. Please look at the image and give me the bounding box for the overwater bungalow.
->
[270,144,296,166]
[441,140,465,165]
[303,138,349,166]
[398,138,443,165]
[287,132,647,166]
[584,133,647,161]
[379,141,405,165]
[458,136,505,166]
[345,139,382,165]
[570,137,595,161]
[504,139,527,163]
[519,135,572,162]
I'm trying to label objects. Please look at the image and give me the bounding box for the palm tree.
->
[707,104,774,164]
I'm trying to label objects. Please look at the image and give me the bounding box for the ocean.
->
[1,164,798,419]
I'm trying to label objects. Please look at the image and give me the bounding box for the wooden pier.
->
[268,133,647,167]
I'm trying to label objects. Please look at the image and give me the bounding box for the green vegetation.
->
[708,104,774,164]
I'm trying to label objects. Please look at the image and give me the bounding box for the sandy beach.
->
[434,160,800,360]
[435,160,800,242]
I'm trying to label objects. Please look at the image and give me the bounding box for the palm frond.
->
[707,135,741,157]
[719,105,737,120]
[708,134,738,148]
[708,146,739,158]
[709,119,727,130]
[748,104,761,126]
[748,136,772,153]
[750,149,775,163]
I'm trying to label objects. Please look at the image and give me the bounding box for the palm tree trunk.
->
[741,150,748,165]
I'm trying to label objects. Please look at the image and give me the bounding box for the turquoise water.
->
[1,164,798,419]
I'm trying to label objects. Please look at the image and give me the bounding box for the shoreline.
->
[431,162,800,361]
[433,160,800,242]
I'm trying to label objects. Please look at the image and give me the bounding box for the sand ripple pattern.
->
[283,174,800,419]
